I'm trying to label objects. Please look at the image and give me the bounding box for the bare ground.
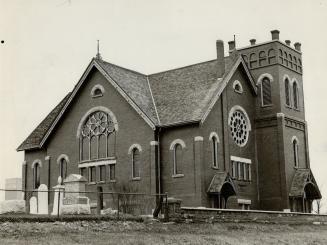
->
[0,220,326,244]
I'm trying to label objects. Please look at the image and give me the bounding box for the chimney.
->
[250,39,256,46]
[216,40,225,78]
[271,30,280,40]
[294,42,301,51]
[228,41,236,52]
[285,40,291,46]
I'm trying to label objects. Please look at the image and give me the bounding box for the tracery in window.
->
[80,110,116,161]
[228,107,251,147]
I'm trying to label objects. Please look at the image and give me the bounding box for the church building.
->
[17,30,321,213]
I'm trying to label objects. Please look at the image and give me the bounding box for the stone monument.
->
[61,174,90,215]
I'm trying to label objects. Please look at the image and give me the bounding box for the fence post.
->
[25,190,30,214]
[117,193,120,219]
[57,189,60,218]
[96,188,101,215]
[164,193,169,222]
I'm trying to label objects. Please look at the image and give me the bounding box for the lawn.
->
[0,220,326,244]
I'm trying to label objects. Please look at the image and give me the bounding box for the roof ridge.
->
[148,58,218,77]
[100,60,147,77]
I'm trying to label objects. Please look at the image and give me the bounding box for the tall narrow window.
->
[261,77,272,106]
[33,163,40,189]
[99,165,106,182]
[89,166,96,182]
[285,78,291,106]
[132,148,140,179]
[293,138,299,168]
[293,82,299,109]
[212,136,218,168]
[109,164,115,181]
[59,158,67,180]
[173,144,183,175]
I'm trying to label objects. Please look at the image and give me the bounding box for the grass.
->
[0,220,326,244]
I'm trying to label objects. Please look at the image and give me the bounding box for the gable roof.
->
[289,168,321,199]
[17,93,71,151]
[17,54,257,151]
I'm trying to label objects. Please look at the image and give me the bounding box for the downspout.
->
[155,128,162,195]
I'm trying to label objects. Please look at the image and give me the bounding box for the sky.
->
[0,0,327,210]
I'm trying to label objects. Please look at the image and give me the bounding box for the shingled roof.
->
[18,54,255,151]
[17,93,71,151]
[289,169,321,199]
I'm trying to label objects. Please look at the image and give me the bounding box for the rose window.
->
[229,109,249,147]
[81,111,115,138]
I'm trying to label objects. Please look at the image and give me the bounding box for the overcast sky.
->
[1,0,327,209]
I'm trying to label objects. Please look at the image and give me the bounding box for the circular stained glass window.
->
[229,109,249,147]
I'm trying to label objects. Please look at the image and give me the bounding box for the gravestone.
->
[29,196,37,214]
[61,174,90,215]
[37,184,48,214]
[51,177,65,216]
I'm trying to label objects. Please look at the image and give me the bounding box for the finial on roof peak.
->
[96,40,102,60]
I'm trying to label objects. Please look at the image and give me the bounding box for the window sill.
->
[172,174,184,178]
[293,108,301,112]
[92,94,103,98]
[285,105,292,109]
[97,181,105,184]
[108,180,116,183]
[87,182,96,185]
[211,166,219,170]
[261,104,273,108]
[132,177,141,181]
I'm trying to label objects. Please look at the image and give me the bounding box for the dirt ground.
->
[0,220,327,245]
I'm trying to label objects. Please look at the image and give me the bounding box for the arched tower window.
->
[293,82,299,109]
[32,161,41,189]
[173,144,183,175]
[261,77,272,106]
[285,78,291,106]
[292,137,299,168]
[132,148,141,179]
[78,109,117,161]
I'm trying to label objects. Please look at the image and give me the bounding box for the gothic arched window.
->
[285,78,291,106]
[293,82,299,109]
[293,138,299,168]
[261,77,272,106]
[80,111,116,161]
[33,162,40,189]
[132,148,141,179]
